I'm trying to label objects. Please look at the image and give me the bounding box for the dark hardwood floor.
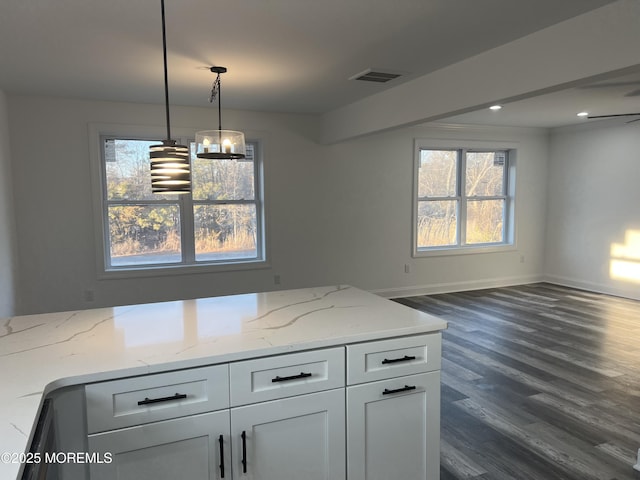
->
[394,283,640,480]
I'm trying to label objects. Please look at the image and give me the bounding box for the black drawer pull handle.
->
[383,385,417,395]
[272,372,312,383]
[218,434,225,478]
[241,430,247,473]
[137,393,187,406]
[382,355,416,365]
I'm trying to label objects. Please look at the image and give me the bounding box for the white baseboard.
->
[372,274,545,299]
[543,274,640,302]
[372,274,640,301]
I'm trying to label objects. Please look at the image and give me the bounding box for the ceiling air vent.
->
[350,69,403,83]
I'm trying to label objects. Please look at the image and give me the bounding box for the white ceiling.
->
[0,0,619,121]
[443,69,640,128]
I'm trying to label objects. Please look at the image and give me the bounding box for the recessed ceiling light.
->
[489,105,502,111]
[577,112,589,117]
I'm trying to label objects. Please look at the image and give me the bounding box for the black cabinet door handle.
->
[241,430,247,473]
[271,372,312,383]
[382,355,416,365]
[137,393,187,406]
[382,385,417,395]
[218,434,225,478]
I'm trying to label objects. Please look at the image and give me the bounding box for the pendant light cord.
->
[209,73,223,131]
[160,0,172,141]
[217,74,222,132]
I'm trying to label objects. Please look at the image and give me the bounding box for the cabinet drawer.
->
[229,347,345,406]
[346,333,441,385]
[85,364,229,434]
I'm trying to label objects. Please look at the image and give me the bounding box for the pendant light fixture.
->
[195,67,246,159]
[149,0,191,194]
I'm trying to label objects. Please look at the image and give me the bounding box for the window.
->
[414,144,514,255]
[99,135,265,273]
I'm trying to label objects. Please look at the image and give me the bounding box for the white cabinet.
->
[88,389,345,480]
[228,348,346,479]
[86,349,346,480]
[84,333,441,480]
[229,347,344,407]
[85,365,230,434]
[346,372,440,480]
[346,334,442,480]
[230,389,345,480]
[88,410,231,480]
[346,334,441,385]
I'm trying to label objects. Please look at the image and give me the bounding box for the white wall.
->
[0,89,17,317]
[8,95,549,314]
[322,124,549,297]
[8,95,325,314]
[545,121,640,300]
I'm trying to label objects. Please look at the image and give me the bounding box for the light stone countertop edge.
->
[0,285,447,479]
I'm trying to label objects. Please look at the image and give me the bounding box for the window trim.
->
[89,123,270,279]
[412,138,517,258]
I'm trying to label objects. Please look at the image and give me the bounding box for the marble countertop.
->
[0,285,446,479]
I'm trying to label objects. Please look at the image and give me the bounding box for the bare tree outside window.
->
[416,148,510,251]
[417,150,458,247]
[102,138,263,269]
[465,152,506,244]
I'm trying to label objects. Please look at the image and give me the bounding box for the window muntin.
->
[101,137,264,270]
[416,147,511,252]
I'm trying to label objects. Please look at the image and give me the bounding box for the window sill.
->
[98,259,271,280]
[413,244,516,258]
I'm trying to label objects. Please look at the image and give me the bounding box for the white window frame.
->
[89,123,269,278]
[412,139,517,257]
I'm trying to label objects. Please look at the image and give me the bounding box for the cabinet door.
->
[230,388,345,480]
[88,410,231,480]
[347,372,440,480]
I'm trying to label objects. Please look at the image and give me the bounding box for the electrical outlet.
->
[273,274,281,285]
[404,264,411,274]
[520,255,525,263]
[83,289,95,302]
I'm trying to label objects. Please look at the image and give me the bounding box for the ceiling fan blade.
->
[587,113,640,119]
[624,88,640,97]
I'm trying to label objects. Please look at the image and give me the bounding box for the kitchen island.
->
[0,285,447,480]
